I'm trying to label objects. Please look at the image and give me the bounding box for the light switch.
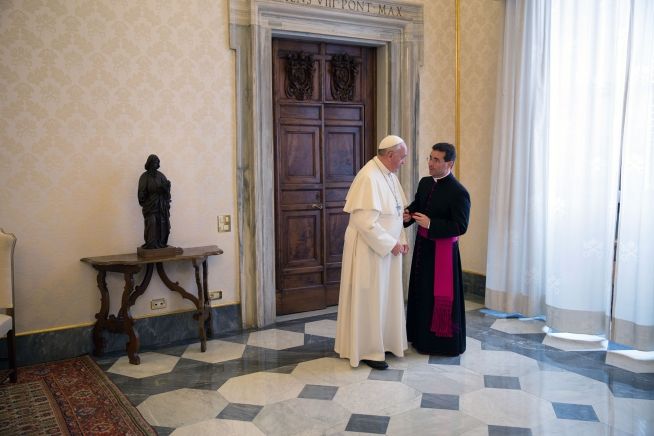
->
[218,215,231,232]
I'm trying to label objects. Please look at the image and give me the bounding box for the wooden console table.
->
[81,245,223,365]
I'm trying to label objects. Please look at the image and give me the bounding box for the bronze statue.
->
[138,154,171,250]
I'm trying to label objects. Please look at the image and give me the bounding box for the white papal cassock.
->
[335,156,409,367]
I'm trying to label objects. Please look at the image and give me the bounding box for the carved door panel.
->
[273,39,375,315]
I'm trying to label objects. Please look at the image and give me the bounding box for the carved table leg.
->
[203,259,213,338]
[156,262,205,350]
[92,270,109,356]
[119,270,141,365]
[192,259,208,352]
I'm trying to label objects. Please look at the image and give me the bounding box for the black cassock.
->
[404,173,471,355]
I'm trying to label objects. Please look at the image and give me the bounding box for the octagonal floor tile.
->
[107,352,179,379]
[218,371,304,405]
[247,328,305,350]
[403,363,484,395]
[520,370,612,406]
[333,379,421,415]
[601,396,654,435]
[292,357,370,386]
[460,388,556,428]
[181,339,246,363]
[385,347,429,370]
[254,397,350,436]
[137,388,228,428]
[460,349,540,377]
[387,408,485,436]
[171,419,265,435]
[531,417,622,436]
[466,337,483,353]
[491,318,547,335]
[305,319,337,338]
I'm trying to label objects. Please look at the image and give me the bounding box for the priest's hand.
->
[391,243,403,256]
[401,244,409,254]
[403,209,412,222]
[412,212,430,229]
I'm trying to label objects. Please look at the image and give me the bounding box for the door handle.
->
[311,203,324,210]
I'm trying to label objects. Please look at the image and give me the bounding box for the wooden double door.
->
[273,39,376,315]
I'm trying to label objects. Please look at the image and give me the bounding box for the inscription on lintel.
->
[284,0,403,18]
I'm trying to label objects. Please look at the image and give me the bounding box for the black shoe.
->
[362,359,388,370]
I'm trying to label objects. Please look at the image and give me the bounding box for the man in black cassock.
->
[403,142,471,356]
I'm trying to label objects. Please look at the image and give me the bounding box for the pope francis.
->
[334,135,410,370]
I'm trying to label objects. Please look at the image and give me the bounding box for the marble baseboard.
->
[463,271,486,299]
[1,304,242,366]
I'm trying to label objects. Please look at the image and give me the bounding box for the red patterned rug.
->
[0,355,156,435]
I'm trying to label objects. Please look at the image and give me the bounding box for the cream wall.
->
[0,0,502,334]
[418,0,504,275]
[0,0,238,333]
[458,0,504,274]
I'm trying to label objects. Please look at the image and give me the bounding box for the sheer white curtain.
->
[612,0,654,351]
[485,0,550,317]
[486,0,653,349]
[545,0,629,334]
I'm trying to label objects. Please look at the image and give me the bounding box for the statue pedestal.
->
[137,246,183,258]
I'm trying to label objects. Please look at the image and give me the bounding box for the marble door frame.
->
[229,0,424,327]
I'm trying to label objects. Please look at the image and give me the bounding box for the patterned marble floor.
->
[95,300,654,436]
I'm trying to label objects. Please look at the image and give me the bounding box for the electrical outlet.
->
[208,290,223,300]
[218,215,231,232]
[151,298,167,310]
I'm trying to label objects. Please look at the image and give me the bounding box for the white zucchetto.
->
[378,135,405,150]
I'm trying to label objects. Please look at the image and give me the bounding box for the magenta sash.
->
[418,226,458,337]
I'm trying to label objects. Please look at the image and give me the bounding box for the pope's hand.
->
[403,209,412,222]
[391,243,403,256]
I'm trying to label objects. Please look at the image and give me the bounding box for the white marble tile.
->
[97,313,654,435]
[385,346,430,370]
[322,419,389,436]
[519,370,612,405]
[460,388,557,427]
[324,427,381,436]
[333,379,421,415]
[460,349,540,377]
[491,318,547,335]
[304,319,337,338]
[171,419,265,436]
[292,357,370,386]
[402,363,484,395]
[181,339,246,363]
[137,388,228,428]
[387,408,486,436]
[531,418,628,436]
[254,398,350,436]
[381,392,422,417]
[459,426,491,436]
[107,352,179,378]
[466,337,483,352]
[247,328,305,350]
[464,300,485,312]
[594,396,654,435]
[218,371,304,405]
[605,349,654,373]
[542,332,608,351]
